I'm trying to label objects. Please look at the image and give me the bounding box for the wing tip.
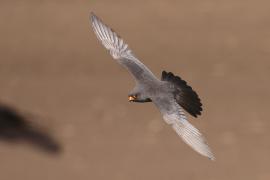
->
[90,11,100,24]
[172,119,215,161]
[209,155,216,161]
[203,146,215,161]
[206,150,216,161]
[196,140,216,161]
[90,11,96,19]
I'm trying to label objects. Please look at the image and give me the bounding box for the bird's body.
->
[90,12,215,160]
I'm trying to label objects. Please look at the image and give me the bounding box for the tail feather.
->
[161,71,202,117]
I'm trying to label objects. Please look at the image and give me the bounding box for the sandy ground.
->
[0,0,270,180]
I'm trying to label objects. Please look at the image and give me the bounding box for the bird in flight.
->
[90,12,215,160]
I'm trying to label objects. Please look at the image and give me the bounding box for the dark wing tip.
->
[90,12,96,18]
[90,12,100,23]
[161,71,203,117]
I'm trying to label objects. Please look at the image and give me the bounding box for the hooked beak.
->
[128,96,136,101]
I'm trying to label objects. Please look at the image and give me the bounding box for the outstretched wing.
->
[90,12,157,83]
[153,96,215,160]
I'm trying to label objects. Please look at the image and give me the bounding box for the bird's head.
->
[128,94,137,102]
[128,93,152,103]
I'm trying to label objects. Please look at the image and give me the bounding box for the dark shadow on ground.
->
[0,104,62,154]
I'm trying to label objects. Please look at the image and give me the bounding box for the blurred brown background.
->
[0,0,270,180]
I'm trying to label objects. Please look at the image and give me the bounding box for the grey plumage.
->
[90,12,215,160]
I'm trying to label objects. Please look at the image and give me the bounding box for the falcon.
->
[90,12,215,160]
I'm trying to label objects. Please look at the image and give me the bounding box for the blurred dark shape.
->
[0,104,62,154]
